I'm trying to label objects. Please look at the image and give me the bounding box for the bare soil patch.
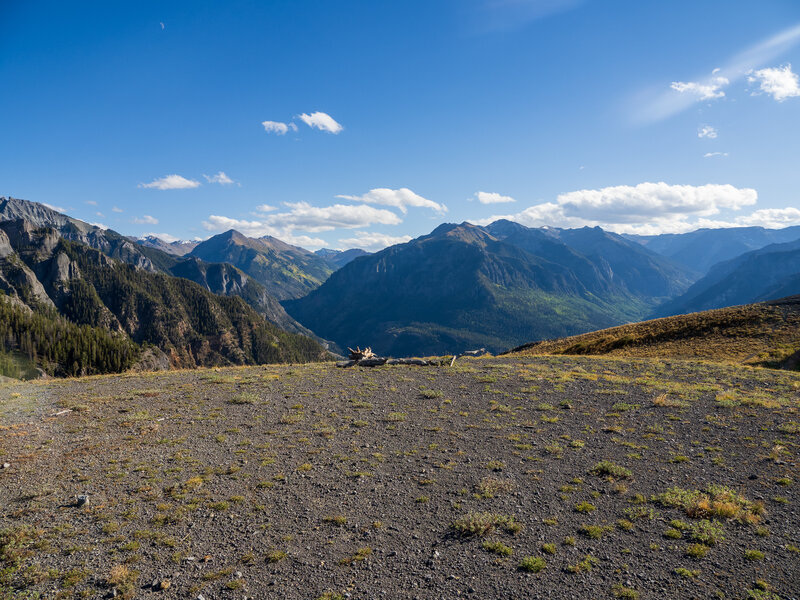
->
[1,357,798,599]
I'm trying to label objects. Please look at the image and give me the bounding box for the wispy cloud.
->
[748,63,800,101]
[634,23,800,122]
[473,191,516,204]
[85,200,98,206]
[703,152,729,158]
[42,202,67,213]
[698,125,718,139]
[203,171,236,185]
[112,206,124,213]
[472,0,587,34]
[138,174,201,190]
[336,188,446,214]
[298,111,343,134]
[133,215,159,225]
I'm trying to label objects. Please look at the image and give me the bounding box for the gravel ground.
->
[1,356,798,600]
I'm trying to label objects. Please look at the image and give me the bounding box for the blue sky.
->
[2,0,800,249]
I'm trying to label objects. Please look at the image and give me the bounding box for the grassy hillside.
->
[507,295,800,369]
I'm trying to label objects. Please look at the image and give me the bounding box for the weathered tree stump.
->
[348,346,376,361]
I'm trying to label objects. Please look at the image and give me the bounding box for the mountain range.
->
[187,230,333,301]
[135,235,198,256]
[656,238,800,316]
[0,198,329,375]
[2,195,800,369]
[284,221,696,356]
[314,247,369,269]
[625,225,800,274]
[0,197,322,341]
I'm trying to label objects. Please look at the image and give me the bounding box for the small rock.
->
[158,580,170,590]
[76,494,89,507]
[1,463,9,469]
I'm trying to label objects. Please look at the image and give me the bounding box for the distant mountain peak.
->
[425,221,496,246]
[189,230,333,300]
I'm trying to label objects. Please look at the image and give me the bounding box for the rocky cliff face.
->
[0,197,320,340]
[0,197,157,271]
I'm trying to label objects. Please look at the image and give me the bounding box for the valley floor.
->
[1,357,798,599]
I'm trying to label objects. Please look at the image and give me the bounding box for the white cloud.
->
[42,202,67,213]
[85,200,98,206]
[203,171,236,185]
[255,204,277,213]
[133,215,159,225]
[748,64,800,101]
[635,23,800,122]
[112,206,123,213]
[337,231,412,251]
[279,234,328,250]
[138,174,201,190]
[95,212,104,218]
[336,188,446,214]
[473,191,516,204]
[267,202,401,232]
[671,72,729,100]
[262,120,297,135]
[298,111,343,134]
[729,207,800,228]
[474,182,760,235]
[703,152,729,158]
[142,232,180,243]
[204,201,401,242]
[698,125,718,139]
[202,216,265,236]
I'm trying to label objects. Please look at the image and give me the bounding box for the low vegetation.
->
[0,354,797,598]
[508,296,800,370]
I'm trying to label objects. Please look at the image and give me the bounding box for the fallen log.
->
[386,358,433,366]
[450,348,488,366]
[356,357,388,367]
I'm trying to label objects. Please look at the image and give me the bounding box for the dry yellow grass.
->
[506,296,800,368]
